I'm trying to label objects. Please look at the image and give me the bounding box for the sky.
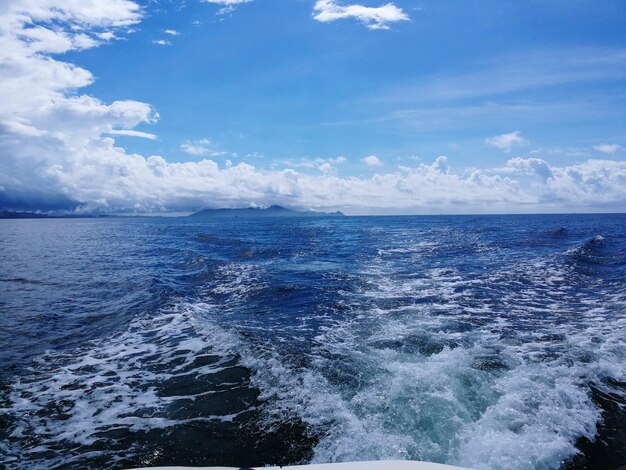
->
[0,0,625,215]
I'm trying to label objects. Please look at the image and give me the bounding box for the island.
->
[188,205,345,218]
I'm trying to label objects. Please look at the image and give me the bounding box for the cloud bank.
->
[0,1,625,215]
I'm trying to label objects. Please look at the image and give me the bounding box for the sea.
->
[0,214,625,470]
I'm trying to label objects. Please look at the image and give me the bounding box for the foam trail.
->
[236,233,626,470]
[2,303,257,468]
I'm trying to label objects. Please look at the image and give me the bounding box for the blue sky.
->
[0,0,625,214]
[76,1,626,167]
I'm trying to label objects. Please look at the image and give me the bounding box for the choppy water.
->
[0,214,625,470]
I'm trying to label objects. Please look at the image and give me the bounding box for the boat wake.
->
[2,218,625,470]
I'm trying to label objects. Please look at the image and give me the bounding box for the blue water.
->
[0,214,625,469]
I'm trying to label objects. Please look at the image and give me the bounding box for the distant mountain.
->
[188,205,345,218]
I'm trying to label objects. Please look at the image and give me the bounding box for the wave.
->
[566,235,605,261]
[564,235,626,283]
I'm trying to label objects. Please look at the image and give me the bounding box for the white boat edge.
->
[129,460,471,470]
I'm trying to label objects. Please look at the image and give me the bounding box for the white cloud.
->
[485,131,526,152]
[180,139,227,157]
[593,143,621,154]
[362,155,384,167]
[1,0,141,28]
[506,157,553,180]
[108,130,157,140]
[282,156,347,174]
[97,31,117,41]
[181,143,210,156]
[0,1,141,119]
[152,39,171,46]
[202,0,252,14]
[6,143,625,214]
[313,0,409,30]
[319,162,334,174]
[164,29,180,36]
[0,1,149,140]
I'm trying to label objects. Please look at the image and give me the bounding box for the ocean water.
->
[0,214,625,470]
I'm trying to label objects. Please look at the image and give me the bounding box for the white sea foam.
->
[233,242,626,470]
[207,262,265,299]
[3,301,255,467]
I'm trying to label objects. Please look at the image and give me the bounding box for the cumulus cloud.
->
[362,155,384,167]
[153,39,171,46]
[0,0,152,210]
[593,143,621,154]
[282,156,347,174]
[506,157,553,180]
[164,29,180,36]
[313,0,409,30]
[485,131,526,152]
